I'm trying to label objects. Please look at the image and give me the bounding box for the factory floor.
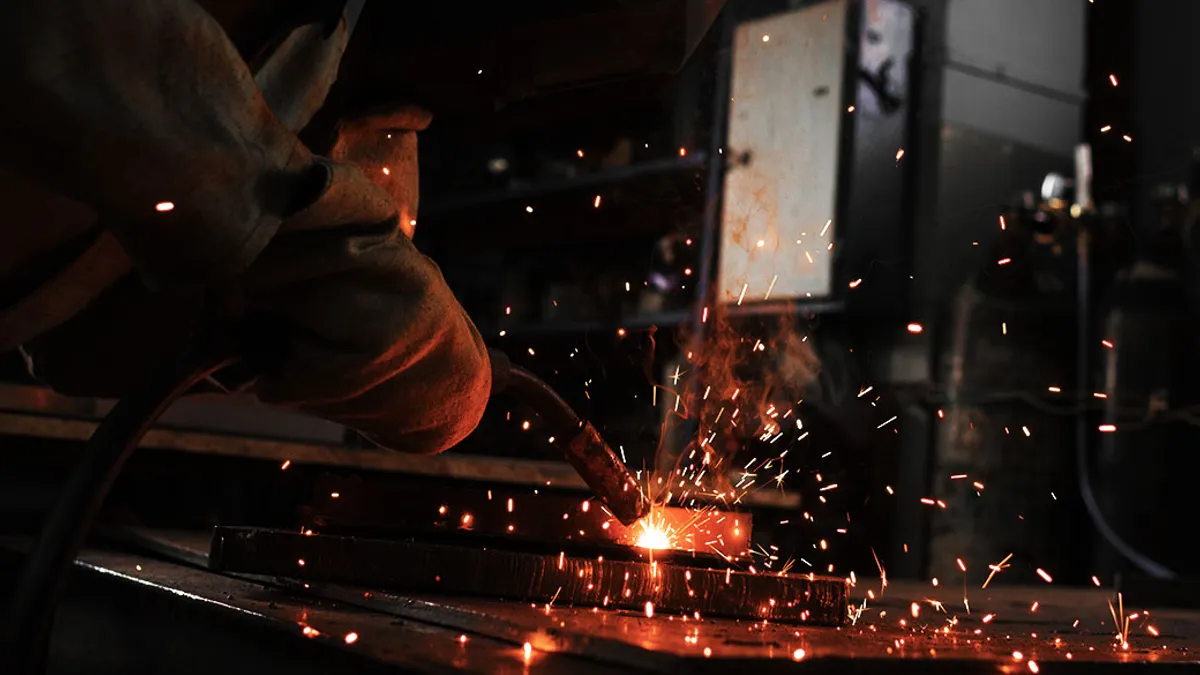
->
[3,530,1197,674]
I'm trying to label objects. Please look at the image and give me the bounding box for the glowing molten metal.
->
[633,511,676,550]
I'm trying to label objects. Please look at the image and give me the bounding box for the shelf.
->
[421,153,708,217]
[488,309,692,337]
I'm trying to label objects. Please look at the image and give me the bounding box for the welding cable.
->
[1076,434,1178,580]
[503,364,585,433]
[1,335,239,674]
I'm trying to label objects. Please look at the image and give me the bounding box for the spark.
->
[849,278,863,288]
[982,613,995,623]
[998,258,1012,265]
[1123,135,1133,142]
[982,553,1013,589]
[1048,386,1061,393]
[762,34,770,42]
[1028,660,1040,673]
[155,201,175,212]
[280,460,291,470]
[594,195,602,208]
[382,167,390,175]
[526,205,534,213]
[1099,424,1117,432]
[792,648,806,660]
[523,642,533,660]
[765,275,778,300]
[871,549,888,593]
[877,415,897,429]
[1108,593,1131,648]
[344,632,359,644]
[645,601,655,618]
[1109,74,1119,86]
[895,148,905,161]
[957,558,967,572]
[1101,125,1112,133]
[1102,339,1114,348]
[737,284,748,305]
[906,323,923,334]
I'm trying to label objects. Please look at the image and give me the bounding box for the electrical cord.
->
[1,333,239,674]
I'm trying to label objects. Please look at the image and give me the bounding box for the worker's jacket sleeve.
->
[3,0,492,453]
[0,0,318,285]
[239,160,492,454]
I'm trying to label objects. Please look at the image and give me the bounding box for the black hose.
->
[504,364,583,434]
[1,336,238,674]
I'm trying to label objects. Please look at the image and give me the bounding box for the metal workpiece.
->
[0,542,616,675]
[304,477,752,560]
[562,422,650,526]
[18,531,1200,673]
[208,527,847,625]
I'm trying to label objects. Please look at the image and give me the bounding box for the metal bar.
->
[304,477,753,560]
[209,527,846,625]
[0,409,799,508]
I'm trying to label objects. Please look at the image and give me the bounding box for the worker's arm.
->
[4,0,491,453]
[239,159,493,454]
[0,0,320,284]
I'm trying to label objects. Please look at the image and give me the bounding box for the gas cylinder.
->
[928,199,1082,584]
[1092,184,1200,580]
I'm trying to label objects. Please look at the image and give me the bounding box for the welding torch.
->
[487,349,650,526]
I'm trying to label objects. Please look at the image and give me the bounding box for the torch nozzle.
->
[489,350,650,525]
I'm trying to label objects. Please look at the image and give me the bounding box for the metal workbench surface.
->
[6,529,1195,674]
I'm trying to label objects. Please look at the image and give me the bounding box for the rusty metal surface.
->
[718,0,850,302]
[563,422,649,525]
[208,527,846,625]
[304,476,753,560]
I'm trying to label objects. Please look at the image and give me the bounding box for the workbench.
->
[4,530,1196,674]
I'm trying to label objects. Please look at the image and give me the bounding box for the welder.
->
[0,0,493,454]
